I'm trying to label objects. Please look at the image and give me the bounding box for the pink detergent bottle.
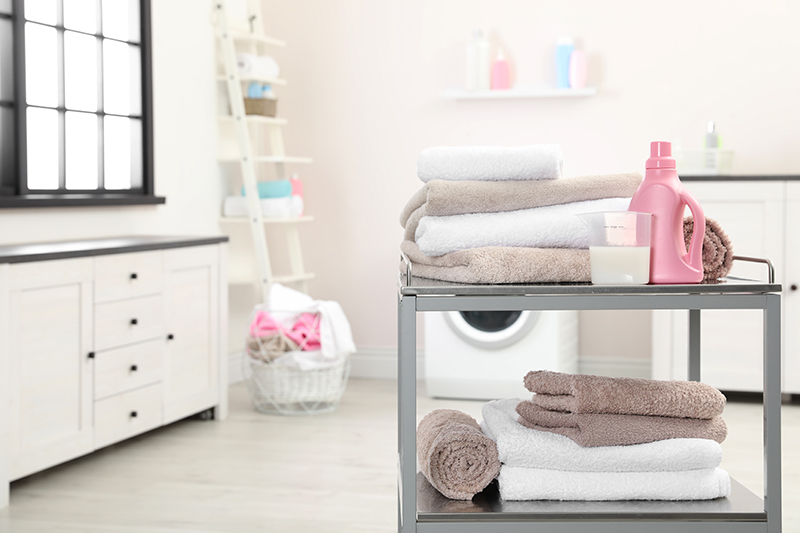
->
[628,141,705,284]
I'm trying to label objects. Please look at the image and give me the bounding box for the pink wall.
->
[256,0,800,354]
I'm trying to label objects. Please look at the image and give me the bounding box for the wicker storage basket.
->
[243,97,277,117]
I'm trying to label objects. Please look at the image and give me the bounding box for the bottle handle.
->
[681,191,705,272]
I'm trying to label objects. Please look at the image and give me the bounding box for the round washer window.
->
[459,311,523,332]
[443,310,540,350]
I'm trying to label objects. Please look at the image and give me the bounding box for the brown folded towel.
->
[523,371,726,419]
[683,216,734,281]
[515,401,728,447]
[417,409,500,500]
[400,172,643,242]
[401,240,590,284]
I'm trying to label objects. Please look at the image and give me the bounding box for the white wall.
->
[255,0,800,373]
[0,0,223,245]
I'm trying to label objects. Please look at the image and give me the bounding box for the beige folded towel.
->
[523,371,726,419]
[417,409,501,500]
[684,216,734,281]
[401,241,590,285]
[516,401,728,447]
[400,172,642,241]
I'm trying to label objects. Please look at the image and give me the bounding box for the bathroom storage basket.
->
[242,307,350,415]
[243,97,277,117]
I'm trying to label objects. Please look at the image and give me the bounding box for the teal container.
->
[241,180,292,199]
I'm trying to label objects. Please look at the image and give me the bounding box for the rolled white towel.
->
[415,197,631,257]
[480,399,723,472]
[417,145,563,182]
[237,53,280,80]
[498,466,731,501]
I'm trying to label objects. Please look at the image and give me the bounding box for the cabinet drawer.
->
[94,295,164,351]
[94,339,163,400]
[94,383,163,449]
[94,251,163,303]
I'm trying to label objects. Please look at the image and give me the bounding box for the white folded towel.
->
[481,399,723,472]
[498,466,731,501]
[417,145,563,183]
[415,197,631,257]
[237,53,280,80]
[223,196,303,218]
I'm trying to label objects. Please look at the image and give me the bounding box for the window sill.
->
[0,194,166,208]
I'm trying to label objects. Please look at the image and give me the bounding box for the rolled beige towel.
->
[523,371,726,419]
[684,216,734,281]
[417,409,500,500]
[515,401,728,447]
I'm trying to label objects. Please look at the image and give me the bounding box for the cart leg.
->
[398,295,417,532]
[764,293,782,533]
[687,309,701,382]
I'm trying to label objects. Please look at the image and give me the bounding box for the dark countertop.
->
[0,235,229,264]
[680,175,800,181]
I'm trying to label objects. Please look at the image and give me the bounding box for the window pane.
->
[24,0,57,25]
[25,23,58,107]
[0,107,14,187]
[27,107,59,190]
[65,31,97,111]
[103,40,141,116]
[104,115,129,189]
[66,111,98,189]
[64,0,97,34]
[0,18,13,102]
[102,0,140,43]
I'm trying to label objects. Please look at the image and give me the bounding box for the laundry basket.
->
[242,306,351,415]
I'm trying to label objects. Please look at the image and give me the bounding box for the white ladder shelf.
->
[212,0,314,301]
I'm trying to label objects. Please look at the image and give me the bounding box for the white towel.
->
[236,53,280,80]
[415,197,631,257]
[481,399,722,472]
[417,145,563,183]
[498,466,731,501]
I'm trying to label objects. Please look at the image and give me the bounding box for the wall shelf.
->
[441,86,597,100]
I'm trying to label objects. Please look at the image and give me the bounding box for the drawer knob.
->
[167,333,174,340]
[130,364,138,372]
[87,352,95,359]
[130,411,138,418]
[130,318,138,325]
[792,284,798,291]
[130,273,138,280]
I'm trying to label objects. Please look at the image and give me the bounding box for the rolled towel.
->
[401,241,591,284]
[497,466,731,501]
[236,53,280,79]
[417,145,563,183]
[417,409,500,500]
[415,197,631,257]
[515,401,727,447]
[481,399,723,472]
[400,172,643,234]
[684,216,734,281]
[523,371,726,419]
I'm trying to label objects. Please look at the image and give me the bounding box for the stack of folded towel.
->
[400,145,643,284]
[480,370,731,501]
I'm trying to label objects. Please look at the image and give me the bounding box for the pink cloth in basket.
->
[249,311,321,351]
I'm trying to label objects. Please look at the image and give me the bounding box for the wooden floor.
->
[1,379,799,532]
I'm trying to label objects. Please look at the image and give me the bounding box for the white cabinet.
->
[651,179,796,392]
[0,237,228,509]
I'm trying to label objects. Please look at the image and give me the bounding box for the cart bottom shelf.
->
[416,473,766,523]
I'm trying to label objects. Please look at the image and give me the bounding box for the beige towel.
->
[516,401,728,447]
[417,409,500,500]
[684,216,734,281]
[400,172,642,241]
[523,371,726,419]
[401,241,590,284]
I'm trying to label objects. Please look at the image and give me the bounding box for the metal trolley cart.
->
[397,258,782,532]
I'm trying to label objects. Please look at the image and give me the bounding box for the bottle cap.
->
[646,141,676,169]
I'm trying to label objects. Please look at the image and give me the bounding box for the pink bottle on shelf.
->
[628,141,705,284]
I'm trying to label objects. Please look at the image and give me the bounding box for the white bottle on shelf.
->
[466,29,491,91]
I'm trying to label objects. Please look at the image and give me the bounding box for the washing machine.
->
[424,310,578,400]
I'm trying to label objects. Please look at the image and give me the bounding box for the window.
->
[0,0,161,207]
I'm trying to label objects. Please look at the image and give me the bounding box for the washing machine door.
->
[443,310,540,350]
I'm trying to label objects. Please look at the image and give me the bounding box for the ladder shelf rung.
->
[219,215,315,224]
[228,32,286,47]
[218,115,288,126]
[217,155,313,164]
[217,74,287,86]
[228,272,315,285]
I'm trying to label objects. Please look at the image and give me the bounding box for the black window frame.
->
[0,0,163,208]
